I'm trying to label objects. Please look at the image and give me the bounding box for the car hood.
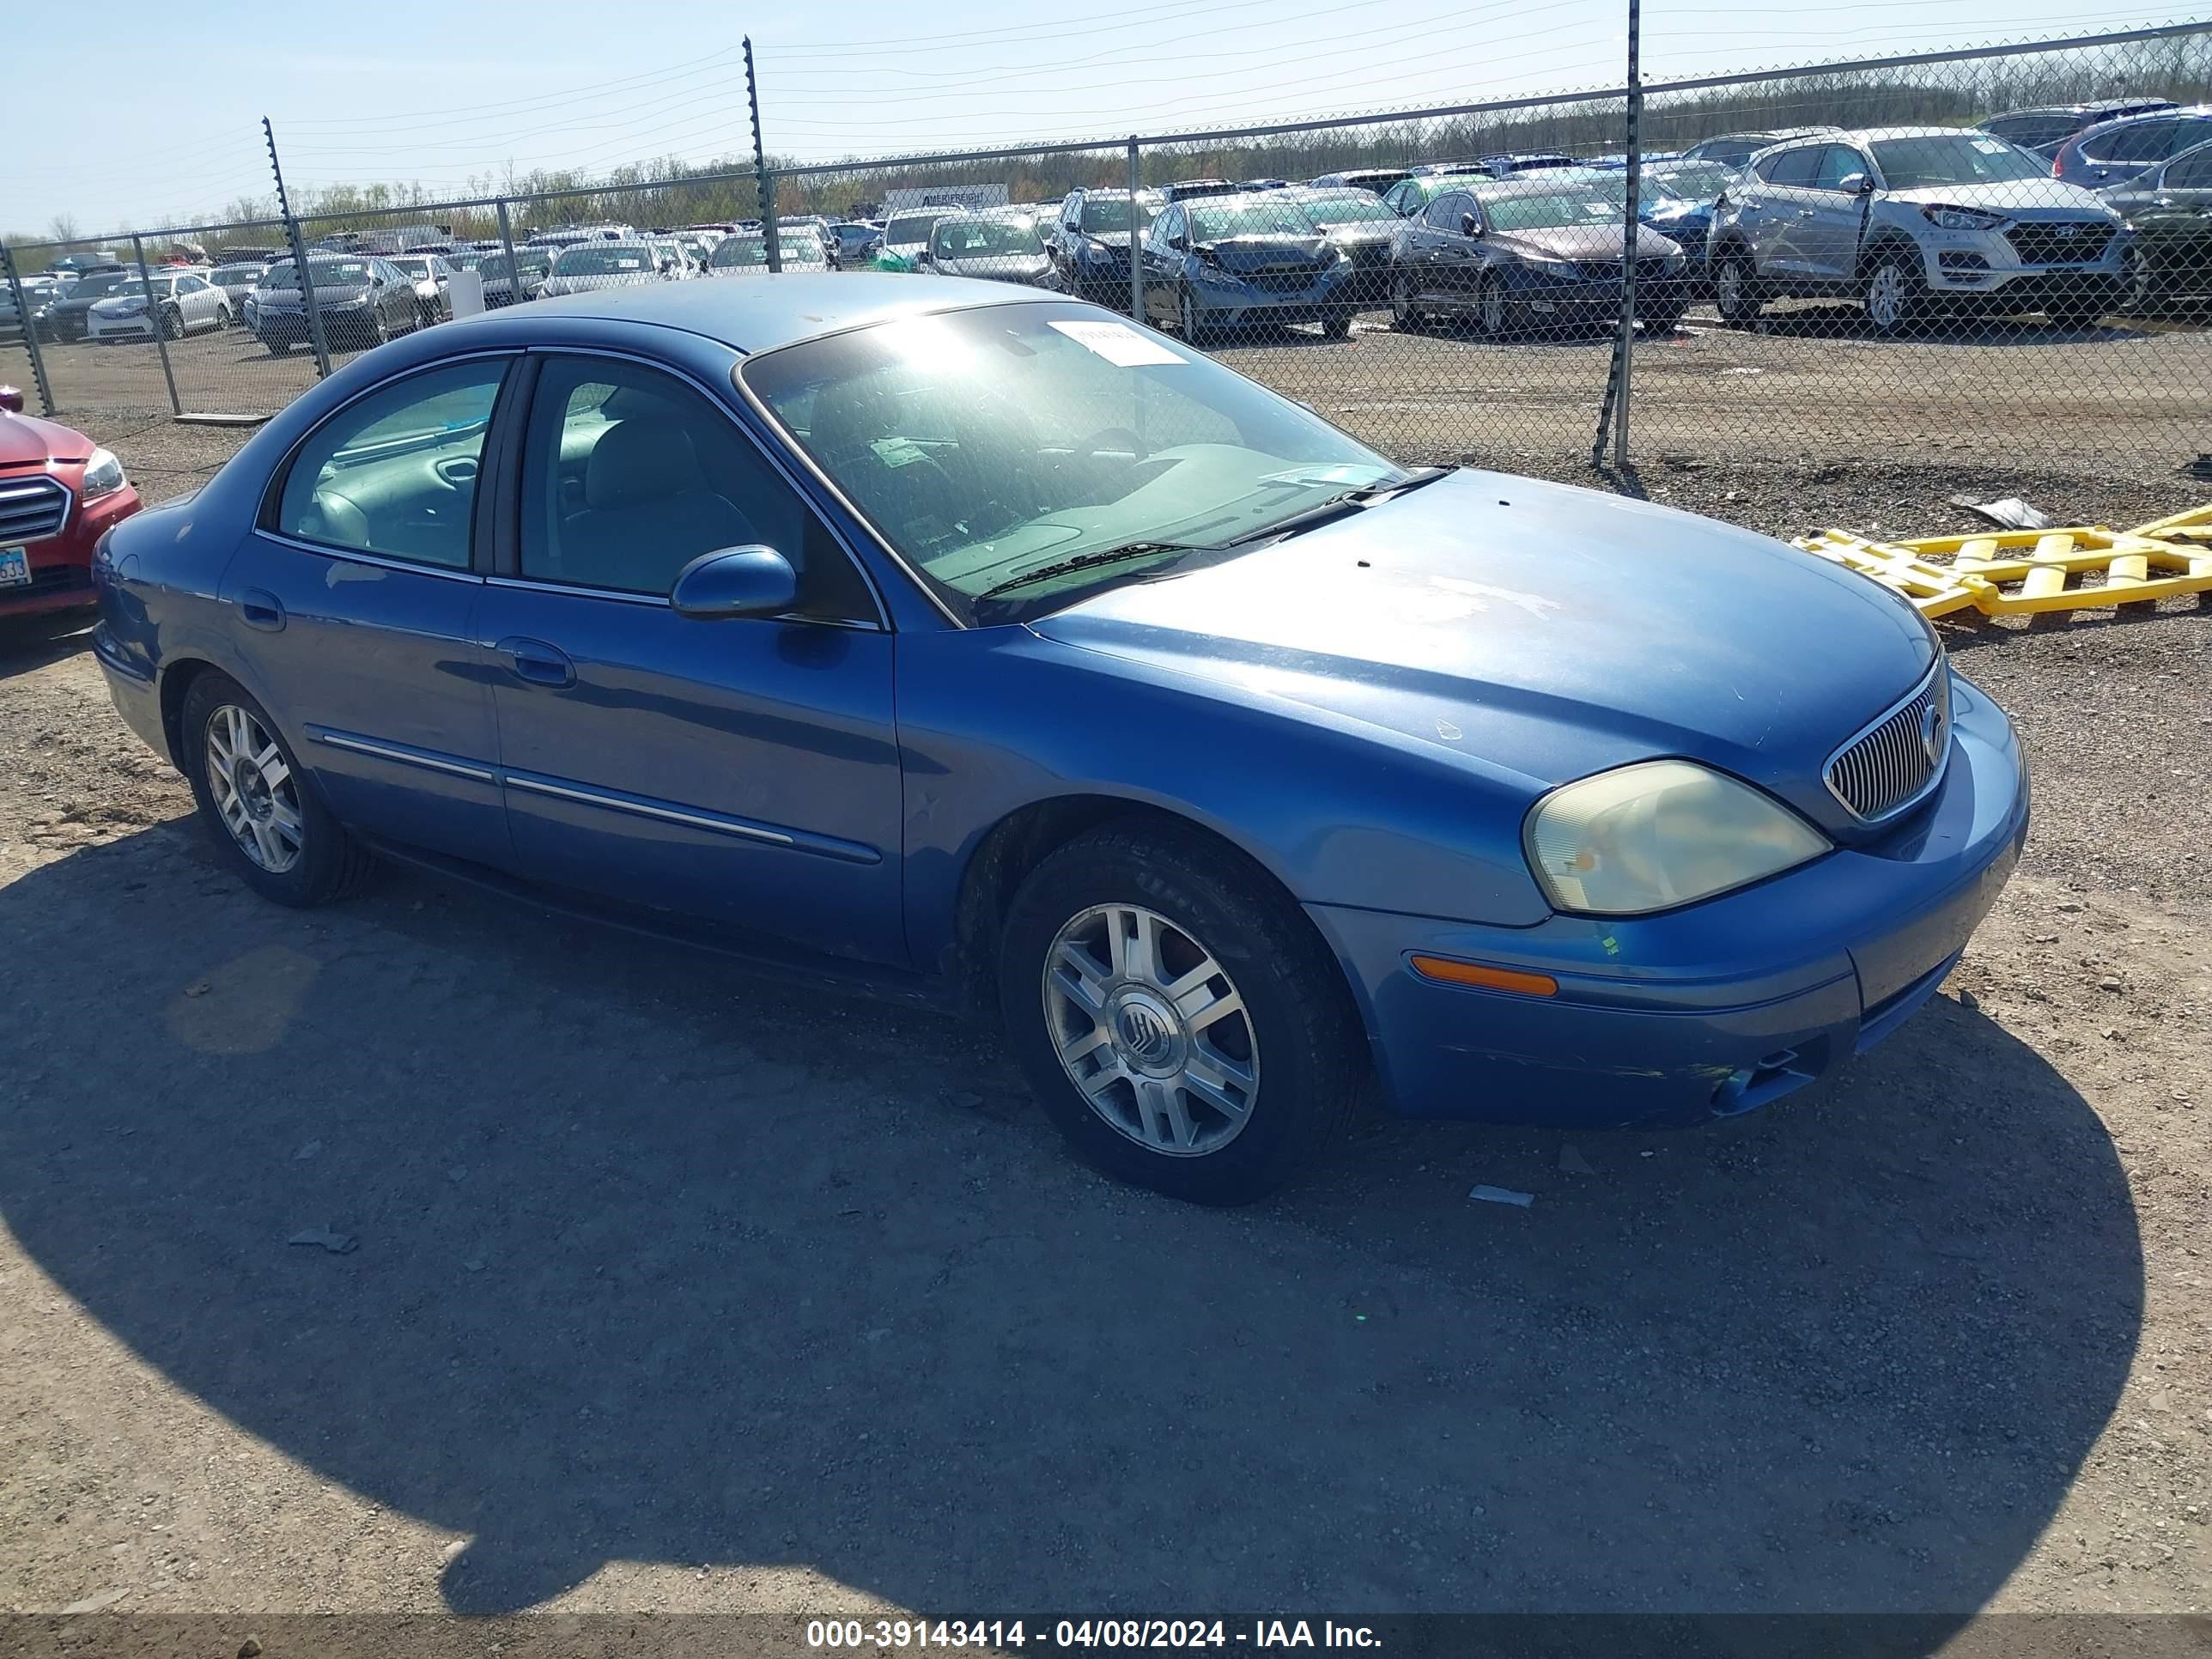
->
[1031,470,1936,838]
[1492,222,1685,262]
[1881,179,2114,215]
[1194,234,1334,272]
[0,412,92,465]
[1074,230,1140,252]
[46,293,110,315]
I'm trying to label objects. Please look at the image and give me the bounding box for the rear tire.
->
[1477,270,1514,338]
[997,819,1364,1205]
[180,670,376,908]
[1390,271,1424,331]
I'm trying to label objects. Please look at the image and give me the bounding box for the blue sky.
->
[5,0,2190,235]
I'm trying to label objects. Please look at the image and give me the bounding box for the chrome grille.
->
[1826,664,1952,823]
[0,476,70,546]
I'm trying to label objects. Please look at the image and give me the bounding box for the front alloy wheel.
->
[1044,903,1259,1158]
[1713,252,1760,325]
[1863,251,1921,336]
[204,702,306,874]
[1479,271,1510,338]
[2124,244,2156,314]
[1178,286,1209,346]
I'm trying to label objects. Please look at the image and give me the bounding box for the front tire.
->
[1390,271,1424,331]
[1177,284,1211,347]
[997,819,1364,1205]
[1712,249,1761,325]
[1862,247,1924,337]
[159,304,184,341]
[180,671,375,908]
[1477,270,1513,338]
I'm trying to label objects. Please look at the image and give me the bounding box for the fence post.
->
[264,117,332,379]
[746,37,781,274]
[1612,0,1644,469]
[0,242,57,416]
[130,234,184,419]
[1127,137,1144,323]
[495,201,520,308]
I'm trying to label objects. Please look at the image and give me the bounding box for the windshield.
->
[742,301,1407,621]
[1189,200,1315,240]
[933,218,1043,259]
[1079,194,1158,234]
[554,246,655,276]
[388,258,431,277]
[481,252,550,280]
[884,213,947,247]
[106,277,171,299]
[1645,161,1737,202]
[1479,179,1626,230]
[266,261,371,289]
[1295,192,1398,227]
[71,272,132,299]
[711,235,824,267]
[1871,134,2047,187]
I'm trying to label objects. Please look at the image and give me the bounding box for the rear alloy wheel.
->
[1390,272,1423,331]
[181,671,375,908]
[159,304,185,340]
[1862,248,1923,337]
[1713,251,1761,325]
[999,820,1364,1205]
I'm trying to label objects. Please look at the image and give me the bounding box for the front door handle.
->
[239,588,285,631]
[497,636,574,688]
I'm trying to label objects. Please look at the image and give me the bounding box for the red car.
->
[0,386,141,621]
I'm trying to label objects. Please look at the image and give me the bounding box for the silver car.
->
[1706,125,2128,334]
[538,241,690,296]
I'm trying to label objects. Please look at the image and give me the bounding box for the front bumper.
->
[1192,264,1353,326]
[1917,224,2126,299]
[1,484,142,618]
[1510,265,1692,318]
[1308,668,2028,1128]
[86,312,156,341]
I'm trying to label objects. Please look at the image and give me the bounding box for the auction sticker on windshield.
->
[1048,319,1183,367]
[0,546,28,588]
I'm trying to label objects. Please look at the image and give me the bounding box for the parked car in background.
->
[385,253,455,325]
[1236,179,1293,191]
[1708,126,2127,334]
[1638,158,1739,276]
[1377,173,1470,219]
[2051,106,2212,189]
[526,223,638,251]
[1678,127,1838,167]
[1478,152,1581,176]
[541,242,690,297]
[1310,167,1413,195]
[830,222,883,265]
[1160,179,1241,203]
[218,246,285,263]
[209,261,269,323]
[1978,99,2180,159]
[874,210,957,272]
[86,276,2028,1204]
[2106,137,2212,310]
[1142,191,1358,342]
[1284,187,1404,306]
[706,232,830,275]
[480,247,554,307]
[88,271,232,342]
[44,253,123,277]
[774,221,837,267]
[0,386,139,620]
[252,258,422,353]
[1408,160,1498,178]
[1388,171,1689,338]
[921,210,1062,289]
[0,276,69,343]
[42,269,137,343]
[1050,188,1162,309]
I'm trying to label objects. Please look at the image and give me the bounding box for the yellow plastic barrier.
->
[1791,531,1994,618]
[1791,501,2212,619]
[1890,526,2212,616]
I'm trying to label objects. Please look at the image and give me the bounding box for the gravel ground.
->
[0,406,2208,1643]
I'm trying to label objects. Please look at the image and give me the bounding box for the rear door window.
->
[1756,147,1821,187]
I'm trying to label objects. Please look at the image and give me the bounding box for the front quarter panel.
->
[896,626,1556,973]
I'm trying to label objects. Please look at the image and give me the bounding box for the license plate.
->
[0,546,29,589]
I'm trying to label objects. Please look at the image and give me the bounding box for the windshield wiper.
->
[1211,465,1454,550]
[975,541,1206,602]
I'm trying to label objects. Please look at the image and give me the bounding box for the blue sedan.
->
[90,276,2027,1204]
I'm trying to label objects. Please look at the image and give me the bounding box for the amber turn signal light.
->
[1409,955,1559,997]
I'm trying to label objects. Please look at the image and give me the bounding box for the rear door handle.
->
[239,588,285,631]
[497,636,574,688]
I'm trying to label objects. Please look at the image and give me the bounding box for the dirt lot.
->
[0,409,2209,1646]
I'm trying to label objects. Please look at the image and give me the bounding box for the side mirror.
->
[0,386,23,414]
[671,546,798,621]
[1460,212,1480,236]
[1840,172,1873,195]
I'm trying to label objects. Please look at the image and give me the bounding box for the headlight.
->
[1523,759,1830,915]
[80,447,126,501]
[1921,204,2007,231]
[1662,251,1687,272]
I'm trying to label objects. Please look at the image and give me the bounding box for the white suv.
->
[1705,126,2128,334]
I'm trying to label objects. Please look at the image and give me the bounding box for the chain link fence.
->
[5,21,2209,495]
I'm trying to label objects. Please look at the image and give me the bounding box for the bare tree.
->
[46,214,82,249]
